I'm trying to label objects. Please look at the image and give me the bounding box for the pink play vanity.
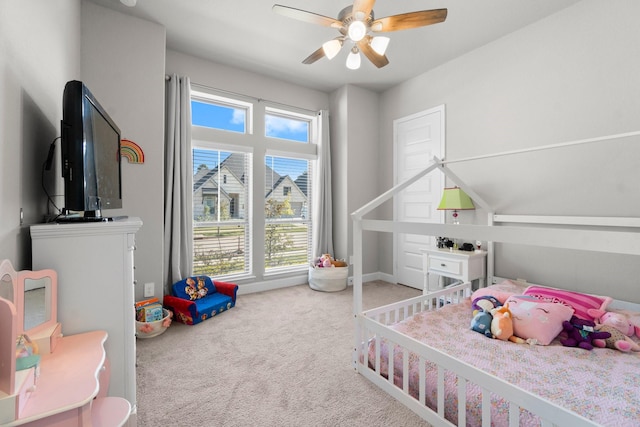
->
[0,259,130,426]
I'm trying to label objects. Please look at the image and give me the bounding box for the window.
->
[264,156,312,272]
[265,112,309,142]
[192,149,251,277]
[191,92,251,133]
[191,89,317,280]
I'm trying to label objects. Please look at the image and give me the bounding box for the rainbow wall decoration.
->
[120,139,145,164]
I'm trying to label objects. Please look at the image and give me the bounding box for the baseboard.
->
[237,271,397,294]
[347,271,393,286]
[237,274,308,295]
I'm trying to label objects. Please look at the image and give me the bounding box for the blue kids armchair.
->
[163,276,238,325]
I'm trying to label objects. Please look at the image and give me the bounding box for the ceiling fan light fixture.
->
[322,39,342,60]
[272,3,448,69]
[347,20,367,42]
[346,47,361,70]
[370,36,390,56]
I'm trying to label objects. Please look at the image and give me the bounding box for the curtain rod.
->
[441,130,640,165]
[166,74,320,115]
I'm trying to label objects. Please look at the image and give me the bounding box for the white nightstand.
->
[420,247,487,294]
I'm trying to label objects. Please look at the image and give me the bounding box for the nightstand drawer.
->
[428,257,462,276]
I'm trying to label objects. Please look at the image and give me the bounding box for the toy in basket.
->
[135,298,172,338]
[309,253,349,292]
[136,308,172,338]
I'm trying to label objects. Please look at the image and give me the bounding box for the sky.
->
[192,100,309,179]
[191,100,309,142]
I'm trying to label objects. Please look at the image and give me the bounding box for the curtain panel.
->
[164,74,193,290]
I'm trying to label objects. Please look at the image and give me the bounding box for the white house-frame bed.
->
[351,131,640,426]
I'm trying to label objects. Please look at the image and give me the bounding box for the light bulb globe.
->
[370,36,390,56]
[348,21,366,42]
[322,39,342,60]
[346,49,361,70]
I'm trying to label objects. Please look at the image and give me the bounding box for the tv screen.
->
[61,80,122,219]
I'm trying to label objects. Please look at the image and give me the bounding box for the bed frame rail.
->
[353,284,600,427]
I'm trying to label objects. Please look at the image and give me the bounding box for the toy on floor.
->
[560,316,611,350]
[163,276,238,325]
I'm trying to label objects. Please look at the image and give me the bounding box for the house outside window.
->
[264,155,311,271]
[192,149,251,277]
[191,90,317,280]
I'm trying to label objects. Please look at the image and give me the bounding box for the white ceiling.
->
[86,0,580,93]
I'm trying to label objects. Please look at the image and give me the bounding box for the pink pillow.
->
[523,285,611,321]
[505,295,574,345]
[471,280,527,305]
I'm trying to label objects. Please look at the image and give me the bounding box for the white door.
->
[393,106,444,289]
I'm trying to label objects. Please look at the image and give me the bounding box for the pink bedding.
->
[367,298,640,426]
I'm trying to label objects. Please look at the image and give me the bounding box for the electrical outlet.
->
[144,282,155,297]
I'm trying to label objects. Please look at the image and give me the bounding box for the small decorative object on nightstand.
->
[421,247,487,294]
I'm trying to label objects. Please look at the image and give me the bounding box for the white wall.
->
[81,2,166,300]
[329,85,380,276]
[378,0,640,301]
[166,50,329,114]
[0,0,81,268]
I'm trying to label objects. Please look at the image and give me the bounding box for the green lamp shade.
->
[437,187,475,210]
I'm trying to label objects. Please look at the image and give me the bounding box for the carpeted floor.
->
[135,281,430,426]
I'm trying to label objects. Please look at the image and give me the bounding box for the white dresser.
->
[30,217,142,413]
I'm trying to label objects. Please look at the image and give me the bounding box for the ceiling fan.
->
[272,0,447,69]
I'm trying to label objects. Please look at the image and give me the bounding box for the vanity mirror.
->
[0,259,61,354]
[17,270,58,334]
[16,269,60,353]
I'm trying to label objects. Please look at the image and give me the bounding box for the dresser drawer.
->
[428,256,463,276]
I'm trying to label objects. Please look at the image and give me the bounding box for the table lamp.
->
[437,187,475,224]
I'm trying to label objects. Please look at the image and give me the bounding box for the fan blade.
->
[302,46,326,64]
[372,9,447,32]
[352,0,375,20]
[358,38,389,68]
[273,5,342,28]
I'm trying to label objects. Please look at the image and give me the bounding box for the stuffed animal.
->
[593,324,640,352]
[587,308,640,352]
[315,254,348,268]
[587,308,640,337]
[321,254,332,267]
[472,295,501,316]
[560,316,611,350]
[490,305,527,343]
[314,254,333,267]
[470,310,493,338]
